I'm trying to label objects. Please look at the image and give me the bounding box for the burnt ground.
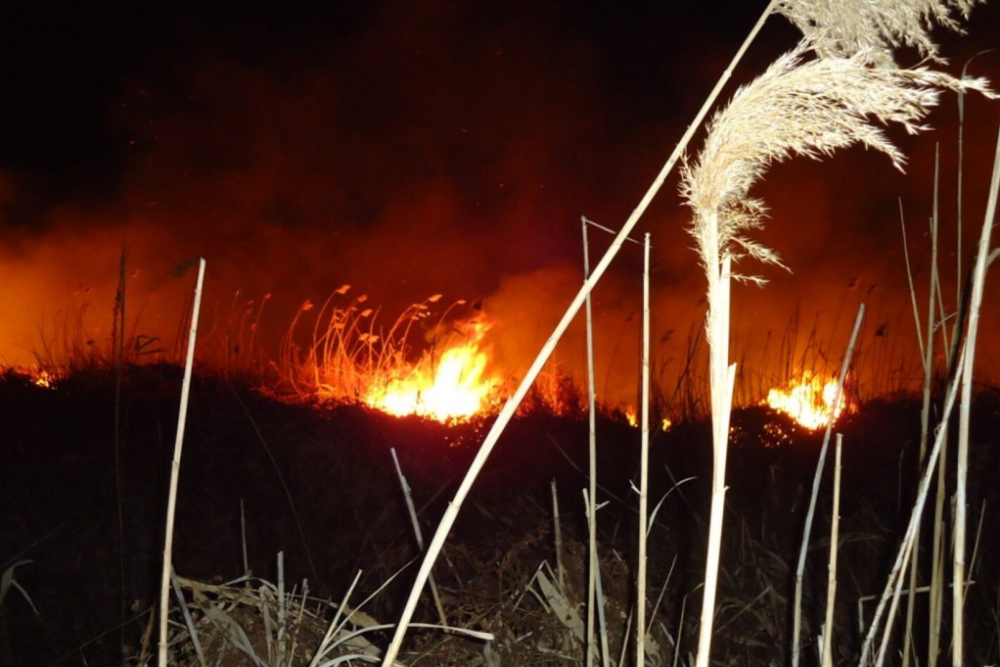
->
[2,365,1000,666]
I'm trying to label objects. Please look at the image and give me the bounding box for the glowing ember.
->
[765,372,848,430]
[364,320,499,422]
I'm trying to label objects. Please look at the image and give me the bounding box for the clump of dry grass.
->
[775,0,985,66]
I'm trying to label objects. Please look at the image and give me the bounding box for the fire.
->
[364,320,500,422]
[765,372,848,430]
[623,409,672,431]
[33,370,57,389]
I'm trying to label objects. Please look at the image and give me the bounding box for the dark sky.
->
[1,1,998,405]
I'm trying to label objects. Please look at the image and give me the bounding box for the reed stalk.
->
[901,146,943,667]
[390,449,447,628]
[821,433,843,667]
[693,252,736,667]
[928,146,949,667]
[158,258,206,667]
[636,233,651,667]
[582,217,599,667]
[954,121,1000,667]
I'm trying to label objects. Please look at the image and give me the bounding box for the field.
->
[2,363,1000,666]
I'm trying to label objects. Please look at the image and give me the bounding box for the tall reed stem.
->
[954,121,1000,667]
[821,433,843,667]
[695,248,736,667]
[158,258,206,667]
[582,218,599,667]
[636,233,651,667]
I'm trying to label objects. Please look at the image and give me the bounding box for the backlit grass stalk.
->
[636,233,651,667]
[900,149,944,667]
[692,245,736,667]
[158,257,206,667]
[791,303,863,667]
[928,148,949,667]
[582,217,599,667]
[954,120,1000,667]
[900,174,949,667]
[390,448,447,629]
[377,4,782,664]
[820,434,842,667]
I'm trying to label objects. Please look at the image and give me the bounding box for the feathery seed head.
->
[681,42,992,284]
[775,0,985,66]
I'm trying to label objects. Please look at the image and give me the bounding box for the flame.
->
[765,372,848,430]
[364,320,500,422]
[32,369,58,389]
[623,409,672,431]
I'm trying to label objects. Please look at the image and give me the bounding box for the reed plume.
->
[775,0,985,66]
[682,41,991,284]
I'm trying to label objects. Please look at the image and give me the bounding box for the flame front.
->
[765,372,847,430]
[364,323,499,422]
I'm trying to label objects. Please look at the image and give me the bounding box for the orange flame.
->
[364,320,500,422]
[32,369,58,389]
[765,372,848,430]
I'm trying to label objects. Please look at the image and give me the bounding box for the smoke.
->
[1,1,998,403]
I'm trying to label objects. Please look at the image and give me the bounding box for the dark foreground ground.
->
[2,365,1000,666]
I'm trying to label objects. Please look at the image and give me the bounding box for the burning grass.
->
[764,371,854,430]
[273,288,597,422]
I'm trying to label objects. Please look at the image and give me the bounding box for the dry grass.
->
[682,41,992,288]
[775,0,985,66]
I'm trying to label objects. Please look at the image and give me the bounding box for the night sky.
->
[1,1,998,405]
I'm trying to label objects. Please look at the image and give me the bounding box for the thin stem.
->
[158,258,206,667]
[821,434,843,667]
[636,233,651,667]
[954,121,1000,667]
[583,218,599,667]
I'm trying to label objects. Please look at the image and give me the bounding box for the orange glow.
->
[765,372,849,430]
[31,369,59,389]
[623,409,672,431]
[363,319,500,422]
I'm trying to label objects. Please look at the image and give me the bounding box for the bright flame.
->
[765,372,848,430]
[364,321,499,422]
[33,370,56,388]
